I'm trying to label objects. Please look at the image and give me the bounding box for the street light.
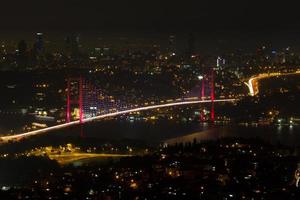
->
[198,75,203,80]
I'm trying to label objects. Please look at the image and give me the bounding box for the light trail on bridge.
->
[0,98,235,142]
[245,70,300,96]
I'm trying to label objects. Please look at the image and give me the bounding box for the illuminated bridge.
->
[0,71,236,142]
[0,98,235,142]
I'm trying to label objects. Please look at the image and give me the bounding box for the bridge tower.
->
[198,67,215,123]
[66,76,85,137]
[210,68,215,122]
[66,76,84,123]
[200,77,205,121]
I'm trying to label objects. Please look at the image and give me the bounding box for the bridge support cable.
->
[0,99,236,142]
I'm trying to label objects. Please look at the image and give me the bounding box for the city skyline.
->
[1,1,300,199]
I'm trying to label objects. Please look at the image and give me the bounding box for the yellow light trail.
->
[245,70,300,96]
[0,98,236,142]
[48,153,132,165]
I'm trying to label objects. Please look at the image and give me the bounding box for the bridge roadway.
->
[245,70,300,96]
[0,98,236,142]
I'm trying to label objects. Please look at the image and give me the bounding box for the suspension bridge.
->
[0,70,236,142]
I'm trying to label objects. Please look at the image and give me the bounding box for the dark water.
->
[1,118,300,147]
[50,121,300,147]
[165,125,300,147]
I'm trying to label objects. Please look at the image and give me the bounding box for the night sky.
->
[1,0,300,32]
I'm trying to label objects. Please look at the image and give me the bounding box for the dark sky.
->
[1,0,300,32]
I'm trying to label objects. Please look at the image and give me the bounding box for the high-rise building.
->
[65,34,80,56]
[17,40,28,68]
[35,32,44,53]
[168,35,176,54]
[18,40,27,55]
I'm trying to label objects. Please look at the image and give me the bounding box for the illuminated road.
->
[48,153,132,165]
[0,98,235,142]
[245,70,300,96]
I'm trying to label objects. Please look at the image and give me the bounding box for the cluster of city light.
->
[0,98,236,142]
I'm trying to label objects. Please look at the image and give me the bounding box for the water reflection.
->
[165,125,300,146]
